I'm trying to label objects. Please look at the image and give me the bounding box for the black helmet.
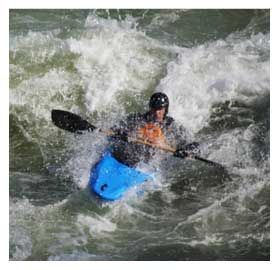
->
[149,92,169,114]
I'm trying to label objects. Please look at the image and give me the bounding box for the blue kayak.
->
[89,152,154,200]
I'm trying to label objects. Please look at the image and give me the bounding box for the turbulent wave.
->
[9,9,269,260]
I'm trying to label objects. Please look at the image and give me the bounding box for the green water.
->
[9,9,269,261]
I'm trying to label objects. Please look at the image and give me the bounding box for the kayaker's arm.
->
[109,129,129,142]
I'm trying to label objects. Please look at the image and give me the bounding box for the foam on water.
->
[67,14,175,116]
[10,69,80,108]
[77,213,117,236]
[10,30,67,66]
[148,10,182,28]
[172,165,269,240]
[9,198,59,260]
[10,197,107,260]
[62,134,107,188]
[156,32,269,134]
[9,10,270,260]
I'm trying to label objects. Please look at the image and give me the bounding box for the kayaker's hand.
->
[111,130,129,142]
[185,142,201,156]
[174,142,201,159]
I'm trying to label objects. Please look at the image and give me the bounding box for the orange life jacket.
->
[137,123,168,145]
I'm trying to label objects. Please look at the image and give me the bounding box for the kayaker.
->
[110,92,200,167]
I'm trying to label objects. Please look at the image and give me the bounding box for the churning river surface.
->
[9,9,270,260]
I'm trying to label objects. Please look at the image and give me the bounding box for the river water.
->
[9,9,270,260]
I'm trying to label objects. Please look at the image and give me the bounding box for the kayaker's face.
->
[151,107,166,123]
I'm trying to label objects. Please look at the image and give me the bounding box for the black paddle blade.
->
[51,110,96,134]
[194,156,232,181]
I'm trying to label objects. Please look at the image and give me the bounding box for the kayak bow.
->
[89,152,154,200]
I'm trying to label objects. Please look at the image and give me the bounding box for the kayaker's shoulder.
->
[164,116,175,127]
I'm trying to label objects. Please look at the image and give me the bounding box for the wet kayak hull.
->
[89,152,153,200]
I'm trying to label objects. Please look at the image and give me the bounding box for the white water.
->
[9,11,270,260]
[9,15,269,138]
[157,32,269,133]
[64,23,269,189]
[68,14,175,116]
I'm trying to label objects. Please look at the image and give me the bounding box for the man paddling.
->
[51,98,226,170]
[110,92,200,167]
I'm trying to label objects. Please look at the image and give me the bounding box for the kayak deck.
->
[89,152,154,200]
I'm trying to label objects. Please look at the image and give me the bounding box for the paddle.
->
[51,109,226,170]
[51,109,96,134]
